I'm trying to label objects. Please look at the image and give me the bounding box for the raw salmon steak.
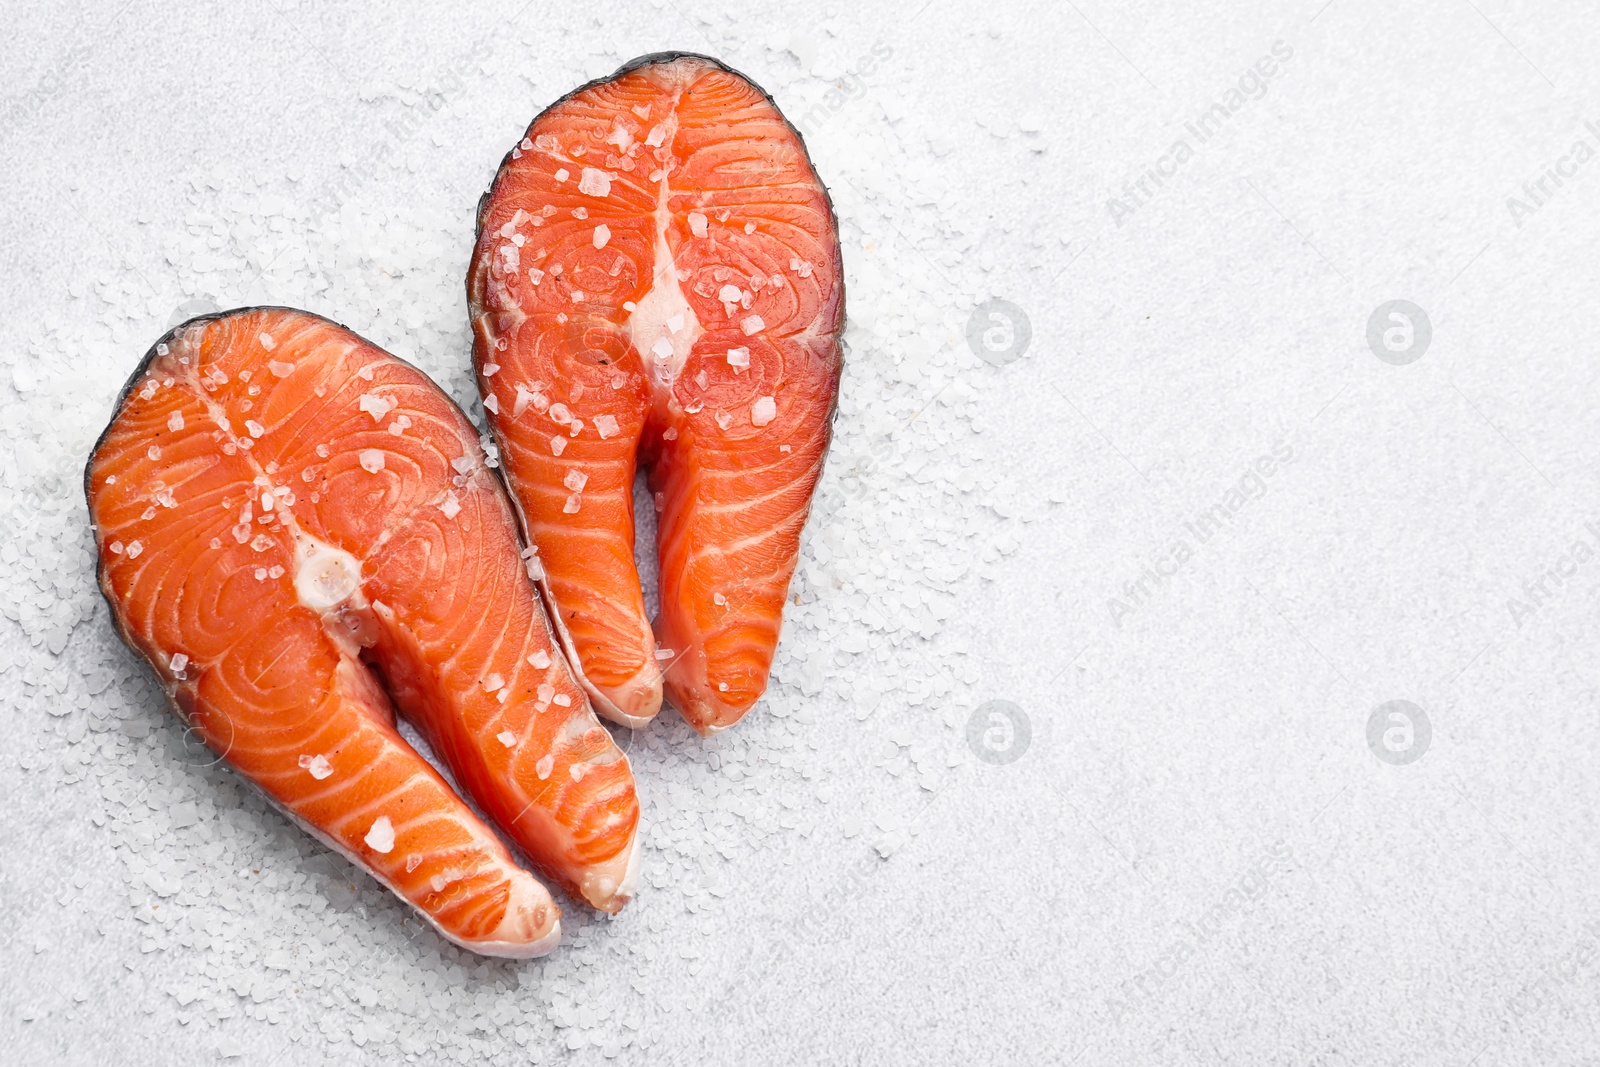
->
[86,308,642,956]
[469,53,843,735]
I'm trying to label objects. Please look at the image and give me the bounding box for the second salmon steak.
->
[469,52,844,735]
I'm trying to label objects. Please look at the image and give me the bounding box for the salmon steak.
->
[469,52,844,735]
[86,308,642,957]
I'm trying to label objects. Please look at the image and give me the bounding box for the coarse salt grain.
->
[364,816,395,854]
[527,650,551,669]
[359,449,385,473]
[298,754,333,780]
[536,755,554,780]
[497,730,516,748]
[751,396,777,426]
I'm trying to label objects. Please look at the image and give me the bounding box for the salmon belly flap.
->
[86,308,641,955]
[470,52,844,736]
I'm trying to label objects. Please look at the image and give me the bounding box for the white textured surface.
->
[4,0,1600,1064]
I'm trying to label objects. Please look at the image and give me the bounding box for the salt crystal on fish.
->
[483,394,500,414]
[358,393,392,422]
[497,731,516,748]
[268,360,294,377]
[563,470,588,492]
[579,168,611,196]
[259,333,276,350]
[551,436,566,456]
[481,363,500,377]
[741,315,765,336]
[298,754,333,780]
[553,693,571,707]
[359,449,385,473]
[751,396,777,426]
[651,338,674,360]
[563,493,582,514]
[726,347,749,369]
[364,816,395,854]
[536,755,554,780]
[537,684,555,703]
[483,673,505,693]
[689,212,708,238]
[527,650,551,669]
[439,492,461,519]
[593,414,619,439]
[170,652,189,672]
[593,225,611,249]
[167,411,185,432]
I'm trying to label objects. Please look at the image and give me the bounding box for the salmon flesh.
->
[86,308,642,956]
[469,52,844,735]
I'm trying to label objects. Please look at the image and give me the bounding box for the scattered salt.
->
[359,449,385,473]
